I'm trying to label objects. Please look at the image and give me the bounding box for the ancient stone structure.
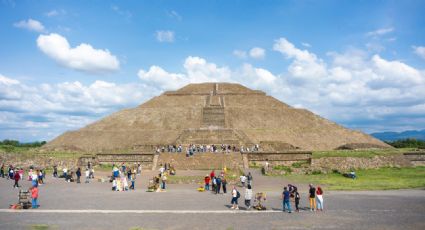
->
[44,83,389,153]
[404,151,425,166]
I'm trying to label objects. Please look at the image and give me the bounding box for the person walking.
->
[161,173,167,190]
[309,184,317,211]
[76,168,81,183]
[294,187,301,212]
[30,185,39,209]
[204,174,210,191]
[222,177,227,194]
[316,186,324,211]
[215,177,222,194]
[53,165,58,178]
[130,174,135,190]
[0,164,4,178]
[231,186,240,210]
[247,172,253,186]
[85,168,90,183]
[13,170,20,188]
[244,184,253,209]
[282,186,292,213]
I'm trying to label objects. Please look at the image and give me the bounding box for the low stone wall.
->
[404,152,425,166]
[0,152,79,169]
[158,152,243,170]
[246,151,312,167]
[311,155,412,172]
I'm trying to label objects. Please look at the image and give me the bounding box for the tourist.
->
[85,168,90,183]
[137,163,142,175]
[31,171,38,187]
[121,163,126,173]
[212,177,217,192]
[159,164,165,176]
[127,168,132,180]
[215,176,222,194]
[113,166,119,179]
[222,177,227,194]
[76,168,81,183]
[8,166,14,180]
[13,170,20,188]
[112,178,117,191]
[53,165,58,178]
[130,174,135,190]
[62,167,68,180]
[240,174,247,187]
[123,176,129,191]
[316,186,324,211]
[231,186,240,210]
[309,184,317,211]
[18,168,24,181]
[204,174,210,190]
[89,168,94,179]
[30,185,39,209]
[161,173,167,190]
[282,186,292,213]
[247,172,253,186]
[294,187,300,212]
[244,184,253,209]
[0,164,4,178]
[38,170,44,184]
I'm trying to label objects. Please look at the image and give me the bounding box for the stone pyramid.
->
[44,83,389,152]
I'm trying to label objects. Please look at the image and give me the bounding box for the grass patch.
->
[281,166,425,190]
[272,165,292,173]
[167,175,203,184]
[312,148,411,159]
[30,224,57,230]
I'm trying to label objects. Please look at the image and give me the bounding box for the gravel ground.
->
[0,170,424,230]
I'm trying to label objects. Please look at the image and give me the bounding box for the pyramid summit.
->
[44,82,389,152]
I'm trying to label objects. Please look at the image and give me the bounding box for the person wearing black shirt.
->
[309,184,316,211]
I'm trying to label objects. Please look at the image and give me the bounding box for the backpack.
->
[236,190,241,199]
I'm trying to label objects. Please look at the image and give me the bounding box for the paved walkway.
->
[0,170,424,230]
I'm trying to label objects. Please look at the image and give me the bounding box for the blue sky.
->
[1,0,425,142]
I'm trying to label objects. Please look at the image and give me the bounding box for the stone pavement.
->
[0,170,424,230]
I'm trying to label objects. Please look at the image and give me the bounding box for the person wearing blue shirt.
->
[282,187,292,213]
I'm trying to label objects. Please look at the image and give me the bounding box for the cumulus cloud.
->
[273,38,327,81]
[13,18,45,33]
[36,33,120,73]
[156,30,175,43]
[0,73,157,141]
[413,46,425,60]
[249,47,265,59]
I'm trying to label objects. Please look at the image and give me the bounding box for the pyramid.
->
[44,83,390,152]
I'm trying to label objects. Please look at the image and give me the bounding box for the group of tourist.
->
[111,163,141,191]
[155,144,261,157]
[281,183,325,213]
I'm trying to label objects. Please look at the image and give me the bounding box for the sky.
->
[1,0,425,142]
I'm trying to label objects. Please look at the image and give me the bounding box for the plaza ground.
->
[0,169,424,230]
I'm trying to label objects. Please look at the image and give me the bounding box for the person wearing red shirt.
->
[30,186,39,209]
[13,171,20,188]
[204,175,211,190]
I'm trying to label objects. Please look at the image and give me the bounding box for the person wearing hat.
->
[204,174,210,190]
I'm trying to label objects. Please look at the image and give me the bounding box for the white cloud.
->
[13,18,45,33]
[249,47,265,59]
[45,9,66,17]
[36,33,120,74]
[233,50,247,59]
[273,38,327,80]
[167,10,182,21]
[301,42,311,48]
[413,46,425,60]
[0,74,158,141]
[111,5,132,20]
[156,30,175,43]
[366,27,394,37]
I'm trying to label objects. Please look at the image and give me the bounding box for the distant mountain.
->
[371,129,425,141]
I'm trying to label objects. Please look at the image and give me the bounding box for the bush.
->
[386,138,425,148]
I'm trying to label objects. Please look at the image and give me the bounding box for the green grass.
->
[30,224,58,230]
[312,148,412,159]
[280,166,425,190]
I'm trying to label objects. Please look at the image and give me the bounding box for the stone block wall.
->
[158,152,243,170]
